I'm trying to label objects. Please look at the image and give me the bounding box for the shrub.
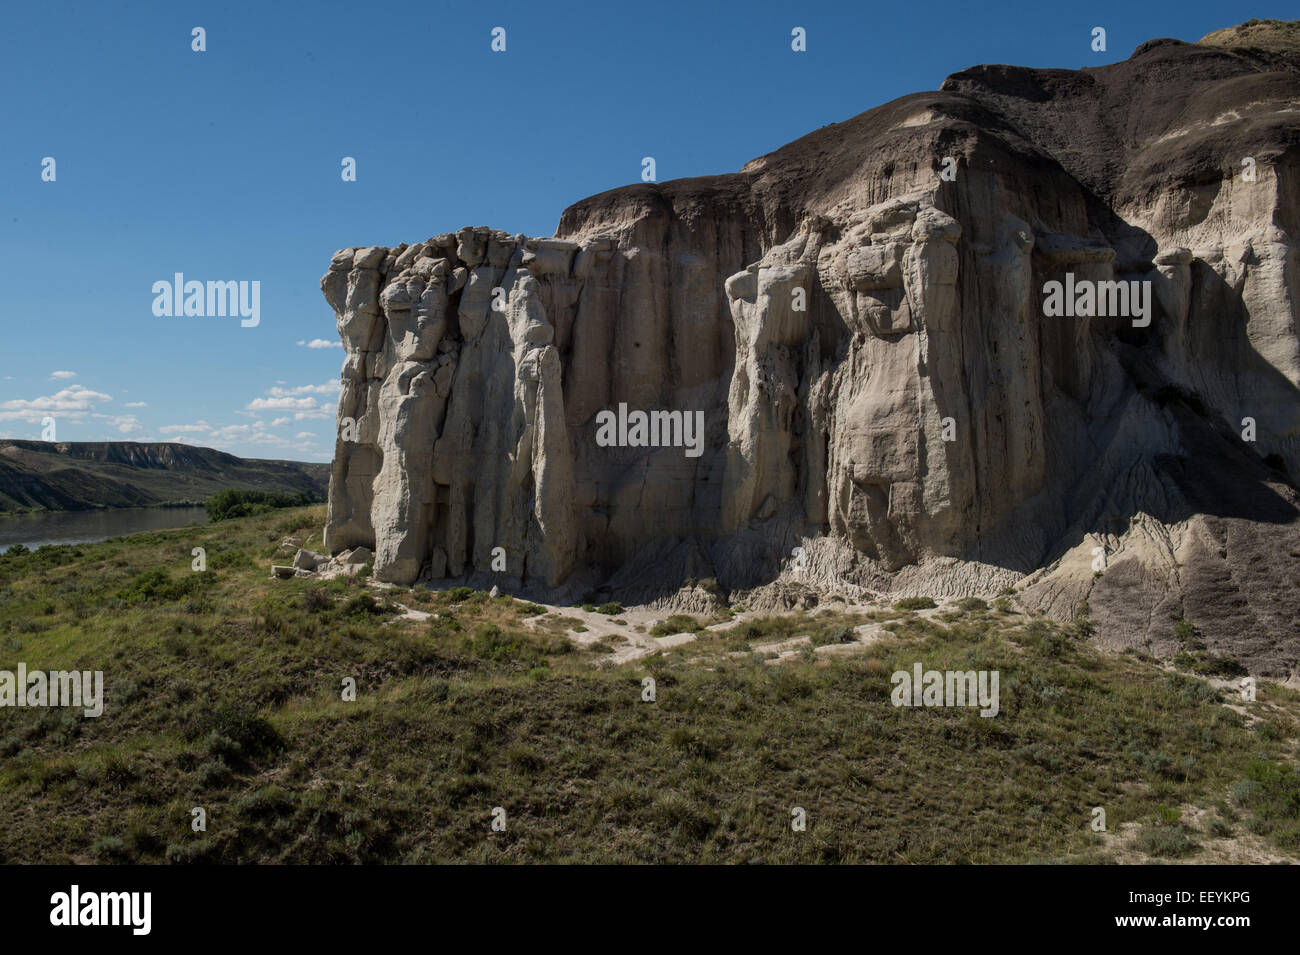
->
[196,758,234,788]
[205,488,320,523]
[1135,824,1197,858]
[650,792,714,840]
[596,602,623,615]
[233,786,294,820]
[1255,721,1282,742]
[1233,761,1300,821]
[90,835,130,862]
[810,626,857,647]
[429,614,463,639]
[957,597,988,612]
[189,705,284,769]
[126,826,163,857]
[411,679,450,704]
[303,589,332,613]
[165,839,217,864]
[1067,613,1096,639]
[462,624,557,667]
[1209,818,1234,838]
[1192,653,1247,678]
[1155,804,1181,825]
[1164,673,1220,706]
[1016,619,1067,656]
[893,596,936,611]
[101,755,137,790]
[117,568,211,606]
[341,593,394,617]
[651,615,703,636]
[209,549,255,570]
[505,745,545,774]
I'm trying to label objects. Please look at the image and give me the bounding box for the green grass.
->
[1228,760,1300,850]
[0,505,1297,863]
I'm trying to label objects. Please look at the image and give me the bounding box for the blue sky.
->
[0,0,1286,461]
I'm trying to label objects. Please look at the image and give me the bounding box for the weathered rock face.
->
[322,27,1300,675]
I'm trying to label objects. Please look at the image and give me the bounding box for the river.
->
[0,506,210,552]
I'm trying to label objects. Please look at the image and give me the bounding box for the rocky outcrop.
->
[321,25,1300,675]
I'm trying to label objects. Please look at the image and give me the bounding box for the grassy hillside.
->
[0,506,1297,863]
[1199,18,1300,51]
[0,441,328,513]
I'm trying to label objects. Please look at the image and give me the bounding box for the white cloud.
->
[0,384,113,422]
[243,382,339,421]
[267,382,340,396]
[50,370,77,380]
[301,338,342,349]
[153,417,320,458]
[144,380,341,458]
[92,413,142,435]
[159,421,270,445]
[246,396,319,412]
[123,401,148,408]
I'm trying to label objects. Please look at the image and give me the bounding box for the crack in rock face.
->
[319,37,1300,676]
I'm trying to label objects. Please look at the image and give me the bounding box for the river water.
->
[0,506,210,552]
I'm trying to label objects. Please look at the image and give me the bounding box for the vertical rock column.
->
[322,246,386,554]
[370,253,455,583]
[721,224,820,532]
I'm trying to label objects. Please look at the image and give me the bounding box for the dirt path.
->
[380,580,973,668]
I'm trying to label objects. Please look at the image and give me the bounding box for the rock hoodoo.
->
[321,25,1300,674]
